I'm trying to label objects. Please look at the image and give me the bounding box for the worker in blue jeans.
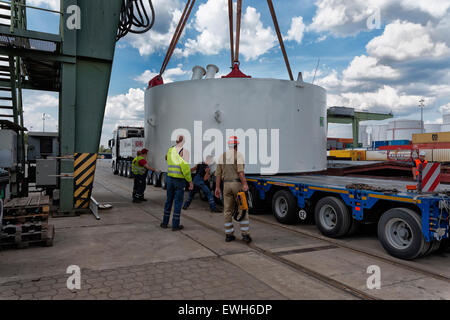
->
[161,136,193,231]
[183,156,220,212]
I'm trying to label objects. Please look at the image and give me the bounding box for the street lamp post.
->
[42,113,46,132]
[419,98,425,134]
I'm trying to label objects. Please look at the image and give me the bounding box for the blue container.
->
[372,141,388,149]
[389,140,411,146]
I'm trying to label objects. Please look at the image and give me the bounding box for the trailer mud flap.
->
[73,153,98,209]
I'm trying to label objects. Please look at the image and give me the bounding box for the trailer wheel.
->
[314,197,352,238]
[347,219,361,236]
[147,172,153,185]
[152,171,161,187]
[249,185,265,215]
[127,163,133,178]
[272,190,298,224]
[423,240,440,256]
[112,161,118,175]
[119,162,124,176]
[437,238,450,253]
[161,173,167,190]
[378,208,425,260]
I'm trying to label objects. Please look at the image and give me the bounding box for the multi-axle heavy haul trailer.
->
[245,174,450,260]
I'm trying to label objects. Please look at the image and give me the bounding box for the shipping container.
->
[412,132,450,144]
[389,140,411,146]
[372,141,389,149]
[366,150,388,161]
[427,149,450,163]
[329,150,366,161]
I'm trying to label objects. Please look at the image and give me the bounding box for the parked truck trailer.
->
[109,126,145,179]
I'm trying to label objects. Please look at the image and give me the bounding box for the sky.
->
[16,0,450,144]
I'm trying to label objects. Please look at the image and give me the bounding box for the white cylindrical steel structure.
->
[191,66,206,80]
[386,120,422,141]
[205,64,219,79]
[443,114,450,124]
[369,124,389,142]
[359,125,369,147]
[145,78,327,175]
[424,123,441,133]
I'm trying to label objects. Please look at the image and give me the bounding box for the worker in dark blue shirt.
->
[183,155,220,212]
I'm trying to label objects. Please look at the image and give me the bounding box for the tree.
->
[98,145,111,153]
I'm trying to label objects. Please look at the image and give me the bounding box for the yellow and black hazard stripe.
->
[73,153,98,209]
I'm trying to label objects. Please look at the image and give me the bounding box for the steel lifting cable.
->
[228,0,234,67]
[267,0,294,80]
[160,0,196,75]
[234,0,242,64]
[116,0,156,41]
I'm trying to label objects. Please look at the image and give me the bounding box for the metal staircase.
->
[0,0,26,197]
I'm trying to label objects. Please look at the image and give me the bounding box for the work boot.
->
[160,223,168,229]
[225,234,236,242]
[139,198,148,202]
[133,198,142,203]
[172,225,184,231]
[210,207,221,213]
[242,235,252,244]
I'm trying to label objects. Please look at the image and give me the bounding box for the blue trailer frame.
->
[247,175,450,243]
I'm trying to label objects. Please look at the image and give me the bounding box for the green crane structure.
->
[0,0,122,212]
[327,107,394,148]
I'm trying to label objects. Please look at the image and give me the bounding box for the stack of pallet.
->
[0,195,54,249]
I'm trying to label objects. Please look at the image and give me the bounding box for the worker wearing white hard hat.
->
[412,151,428,180]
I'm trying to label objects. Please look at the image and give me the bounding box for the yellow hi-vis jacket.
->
[166,147,192,182]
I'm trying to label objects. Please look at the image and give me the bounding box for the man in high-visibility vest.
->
[132,149,157,203]
[161,135,194,231]
[412,150,428,181]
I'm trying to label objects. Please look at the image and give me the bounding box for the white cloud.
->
[27,0,60,10]
[314,70,341,90]
[23,92,59,111]
[19,91,59,132]
[439,103,450,114]
[105,88,145,120]
[338,85,432,113]
[366,20,450,61]
[308,0,450,36]
[179,0,276,61]
[285,16,305,44]
[134,66,189,84]
[125,0,183,56]
[342,55,400,81]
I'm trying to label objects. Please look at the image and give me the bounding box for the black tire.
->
[437,238,450,253]
[152,171,161,187]
[147,172,153,185]
[249,185,265,215]
[377,208,425,260]
[272,190,298,224]
[119,162,124,176]
[127,162,133,178]
[112,161,118,175]
[423,240,440,256]
[314,196,352,238]
[161,173,167,190]
[347,219,361,236]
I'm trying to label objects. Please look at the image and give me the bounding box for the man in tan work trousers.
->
[215,136,252,243]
